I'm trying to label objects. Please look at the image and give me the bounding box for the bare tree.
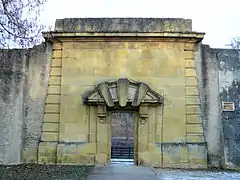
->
[226,36,240,49]
[0,0,47,49]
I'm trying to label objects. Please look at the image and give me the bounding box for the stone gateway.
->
[37,18,207,168]
[5,18,240,170]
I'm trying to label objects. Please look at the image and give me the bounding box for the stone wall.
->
[201,45,240,169]
[54,18,192,32]
[1,17,240,170]
[2,40,240,169]
[36,18,207,168]
[0,42,53,164]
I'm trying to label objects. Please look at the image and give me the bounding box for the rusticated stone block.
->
[38,142,57,164]
[187,144,207,168]
[52,58,62,67]
[185,60,195,68]
[185,69,197,77]
[186,106,201,115]
[162,143,188,167]
[185,77,198,86]
[187,134,205,143]
[186,87,199,96]
[22,149,38,163]
[57,143,96,165]
[45,104,60,113]
[95,153,108,165]
[186,115,203,123]
[49,76,61,85]
[42,122,59,132]
[184,43,195,51]
[41,132,59,141]
[186,96,200,105]
[53,50,61,58]
[53,43,62,50]
[46,95,60,104]
[43,114,60,122]
[48,86,61,95]
[50,67,61,76]
[186,124,204,134]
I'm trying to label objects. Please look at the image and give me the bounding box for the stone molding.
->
[83,78,163,107]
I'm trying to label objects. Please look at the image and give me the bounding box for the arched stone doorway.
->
[83,78,163,165]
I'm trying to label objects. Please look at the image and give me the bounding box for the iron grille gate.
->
[111,112,134,160]
[111,144,134,159]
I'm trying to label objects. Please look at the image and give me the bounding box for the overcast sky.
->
[41,0,240,48]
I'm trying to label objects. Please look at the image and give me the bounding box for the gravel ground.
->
[155,168,240,180]
[1,164,240,180]
[0,164,92,180]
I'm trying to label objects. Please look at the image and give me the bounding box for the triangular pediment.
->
[83,78,163,107]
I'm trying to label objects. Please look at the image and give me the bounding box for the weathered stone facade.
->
[0,18,239,169]
[37,18,207,168]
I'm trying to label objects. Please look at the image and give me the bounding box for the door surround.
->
[83,78,163,165]
[110,111,136,164]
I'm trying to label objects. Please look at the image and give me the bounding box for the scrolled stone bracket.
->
[139,105,148,125]
[97,104,107,124]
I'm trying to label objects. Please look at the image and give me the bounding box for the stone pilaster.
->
[184,42,207,168]
[38,42,62,164]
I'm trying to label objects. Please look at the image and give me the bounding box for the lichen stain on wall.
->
[0,43,52,164]
[0,49,25,164]
[219,80,240,168]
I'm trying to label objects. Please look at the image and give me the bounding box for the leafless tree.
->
[226,37,240,49]
[0,0,47,49]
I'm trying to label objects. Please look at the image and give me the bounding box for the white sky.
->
[40,0,240,48]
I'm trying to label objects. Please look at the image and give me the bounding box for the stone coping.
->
[43,32,205,42]
[54,18,193,33]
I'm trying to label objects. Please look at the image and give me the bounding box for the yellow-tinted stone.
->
[43,114,60,122]
[187,135,205,142]
[23,149,37,163]
[50,67,61,76]
[42,122,59,132]
[185,77,198,86]
[45,104,60,113]
[48,86,61,95]
[185,68,197,77]
[41,132,59,141]
[186,87,199,96]
[186,124,203,134]
[53,50,61,58]
[184,43,195,51]
[185,60,195,68]
[38,142,57,164]
[186,115,203,123]
[95,153,108,165]
[186,96,200,105]
[184,51,194,59]
[49,76,61,85]
[53,43,62,50]
[46,95,60,104]
[39,33,206,168]
[52,58,62,67]
[186,106,201,115]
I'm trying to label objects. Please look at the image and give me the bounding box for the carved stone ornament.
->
[83,78,163,107]
[97,105,107,124]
